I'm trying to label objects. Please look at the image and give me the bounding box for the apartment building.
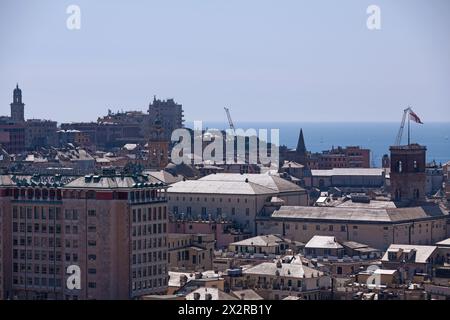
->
[226,260,331,300]
[168,173,308,234]
[257,204,449,250]
[167,233,214,271]
[0,171,169,300]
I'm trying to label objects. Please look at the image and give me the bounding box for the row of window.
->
[172,206,250,216]
[13,206,61,221]
[13,263,62,275]
[13,249,64,262]
[132,250,166,265]
[132,277,167,291]
[13,276,62,288]
[132,223,166,237]
[284,222,445,232]
[12,236,80,249]
[132,237,166,251]
[132,264,166,279]
[132,207,167,223]
[170,196,248,203]
[13,222,62,234]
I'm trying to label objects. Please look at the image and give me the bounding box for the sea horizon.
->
[185,121,450,166]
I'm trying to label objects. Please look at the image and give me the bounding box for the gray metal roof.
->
[243,262,322,279]
[168,179,276,195]
[311,168,385,177]
[305,236,343,250]
[199,173,305,193]
[381,244,437,264]
[230,234,285,247]
[270,205,448,224]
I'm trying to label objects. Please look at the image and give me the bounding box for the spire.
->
[296,129,307,155]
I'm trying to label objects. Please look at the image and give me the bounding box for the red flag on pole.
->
[409,110,423,124]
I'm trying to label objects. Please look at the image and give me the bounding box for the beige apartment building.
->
[168,173,308,234]
[226,260,331,300]
[257,144,450,251]
[167,233,214,271]
[257,204,449,250]
[0,171,169,300]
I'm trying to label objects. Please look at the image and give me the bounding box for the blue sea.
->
[185,121,450,167]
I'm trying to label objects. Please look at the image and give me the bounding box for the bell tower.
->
[389,144,426,203]
[147,113,169,169]
[10,83,25,122]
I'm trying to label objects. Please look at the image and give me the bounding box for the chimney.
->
[193,292,201,300]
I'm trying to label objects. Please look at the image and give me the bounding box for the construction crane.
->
[395,107,424,146]
[224,107,236,132]
[395,107,412,146]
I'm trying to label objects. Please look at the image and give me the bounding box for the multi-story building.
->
[148,96,184,141]
[168,173,308,234]
[167,233,214,271]
[1,85,56,154]
[0,120,25,154]
[308,146,371,169]
[57,130,92,147]
[0,171,169,300]
[257,204,449,250]
[228,234,302,256]
[258,143,450,250]
[280,130,370,169]
[226,260,331,300]
[306,168,385,190]
[381,244,441,281]
[25,119,58,150]
[443,161,450,201]
[169,218,251,249]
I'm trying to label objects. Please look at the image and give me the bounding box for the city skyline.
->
[1,0,450,123]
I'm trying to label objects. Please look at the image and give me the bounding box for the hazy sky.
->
[0,0,449,123]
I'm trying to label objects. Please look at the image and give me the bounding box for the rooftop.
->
[436,238,450,247]
[185,287,237,300]
[381,244,437,264]
[168,179,276,195]
[310,168,385,177]
[243,261,323,279]
[230,289,264,300]
[230,234,286,247]
[270,204,448,224]
[199,173,305,193]
[305,236,343,250]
